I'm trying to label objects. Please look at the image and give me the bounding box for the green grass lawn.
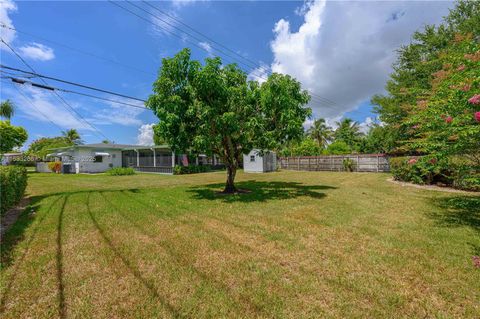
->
[1,170,479,318]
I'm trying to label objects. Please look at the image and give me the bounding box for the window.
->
[250,155,255,162]
[94,155,103,163]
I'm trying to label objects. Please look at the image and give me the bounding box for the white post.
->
[135,149,139,167]
[213,155,216,166]
[171,151,175,167]
[195,157,199,165]
[152,148,156,167]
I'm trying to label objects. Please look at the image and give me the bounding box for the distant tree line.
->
[279,117,392,156]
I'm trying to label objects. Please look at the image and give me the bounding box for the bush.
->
[173,165,212,175]
[48,161,61,173]
[324,141,351,155]
[389,155,479,191]
[342,158,356,172]
[0,166,28,215]
[106,167,136,176]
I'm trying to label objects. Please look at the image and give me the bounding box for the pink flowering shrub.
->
[408,158,417,165]
[444,116,453,123]
[475,112,480,123]
[468,94,480,105]
[473,256,480,268]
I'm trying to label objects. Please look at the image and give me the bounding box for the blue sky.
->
[1,0,453,147]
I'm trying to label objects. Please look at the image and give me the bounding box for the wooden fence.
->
[278,154,390,172]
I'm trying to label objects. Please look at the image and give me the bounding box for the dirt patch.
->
[0,197,31,242]
[387,178,478,194]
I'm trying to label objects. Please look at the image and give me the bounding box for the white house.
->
[243,149,277,173]
[39,143,221,174]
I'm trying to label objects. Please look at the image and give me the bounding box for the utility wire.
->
[0,38,110,140]
[110,1,338,107]
[0,23,155,76]
[1,65,147,102]
[137,0,338,106]
[2,74,150,110]
[4,79,65,132]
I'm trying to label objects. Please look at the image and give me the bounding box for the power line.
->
[0,38,110,140]
[1,65,147,103]
[142,0,271,75]
[1,74,150,110]
[4,79,65,132]
[110,1,338,107]
[0,23,155,76]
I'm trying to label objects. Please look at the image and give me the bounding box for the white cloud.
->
[89,97,146,127]
[247,62,269,84]
[0,0,17,49]
[198,41,213,56]
[359,116,375,134]
[7,84,93,131]
[269,0,452,121]
[18,42,55,61]
[137,123,155,146]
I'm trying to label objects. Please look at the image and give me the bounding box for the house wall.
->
[74,148,122,173]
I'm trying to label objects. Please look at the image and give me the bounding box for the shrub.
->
[389,155,479,191]
[106,167,136,176]
[48,161,62,173]
[0,166,28,215]
[173,165,212,175]
[342,158,356,172]
[324,141,351,155]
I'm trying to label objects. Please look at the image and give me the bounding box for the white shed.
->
[243,149,277,173]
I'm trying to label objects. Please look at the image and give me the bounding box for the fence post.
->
[356,155,359,172]
[377,155,380,172]
[298,157,300,170]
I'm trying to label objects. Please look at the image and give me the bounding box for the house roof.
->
[47,143,171,152]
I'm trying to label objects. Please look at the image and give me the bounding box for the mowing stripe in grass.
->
[0,195,64,315]
[99,190,270,317]
[85,192,184,318]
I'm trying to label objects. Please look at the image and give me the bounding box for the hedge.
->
[173,165,212,175]
[389,156,479,191]
[106,167,136,176]
[0,166,28,215]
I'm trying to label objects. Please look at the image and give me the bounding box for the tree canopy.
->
[62,129,83,145]
[0,120,28,153]
[147,48,311,192]
[372,0,480,159]
[0,100,15,120]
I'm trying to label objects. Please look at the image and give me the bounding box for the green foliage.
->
[0,120,28,153]
[27,137,72,158]
[372,0,480,156]
[333,118,363,151]
[147,48,311,192]
[173,165,212,175]
[342,158,356,172]
[62,129,83,145]
[324,141,351,155]
[0,166,27,215]
[389,155,479,190]
[360,125,399,154]
[0,100,15,120]
[306,118,332,148]
[280,138,321,156]
[106,167,136,176]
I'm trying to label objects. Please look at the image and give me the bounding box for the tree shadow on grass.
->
[429,195,480,255]
[188,180,336,203]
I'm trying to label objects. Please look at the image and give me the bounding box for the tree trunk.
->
[224,166,237,193]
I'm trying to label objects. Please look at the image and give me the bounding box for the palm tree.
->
[307,118,333,148]
[334,118,363,149]
[62,129,83,145]
[0,100,15,120]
